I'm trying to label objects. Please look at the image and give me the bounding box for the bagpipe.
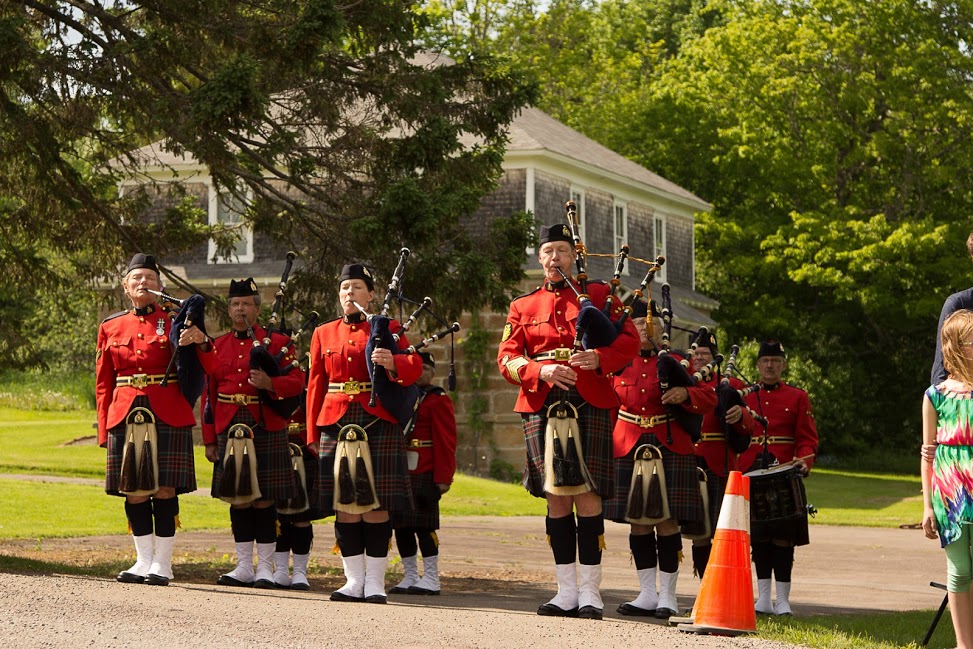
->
[655,284,723,444]
[246,252,304,419]
[145,288,207,406]
[714,344,757,453]
[352,247,461,428]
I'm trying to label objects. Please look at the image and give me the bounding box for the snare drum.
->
[744,464,807,524]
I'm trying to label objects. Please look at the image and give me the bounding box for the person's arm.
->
[793,390,818,473]
[305,328,326,446]
[921,393,939,540]
[94,324,114,447]
[430,395,458,488]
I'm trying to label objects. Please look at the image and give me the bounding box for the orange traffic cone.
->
[677,471,756,636]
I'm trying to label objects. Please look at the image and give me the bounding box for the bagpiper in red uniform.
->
[306,263,423,604]
[689,332,754,580]
[96,253,204,587]
[606,300,717,619]
[390,352,458,596]
[196,278,306,589]
[497,224,639,621]
[739,340,818,616]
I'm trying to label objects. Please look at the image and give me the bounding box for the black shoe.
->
[145,574,170,587]
[254,579,276,589]
[577,605,603,620]
[217,574,254,587]
[116,571,146,584]
[388,585,412,594]
[654,607,677,619]
[617,603,656,617]
[364,594,388,604]
[407,586,440,596]
[537,603,579,617]
[290,582,310,592]
[330,590,365,603]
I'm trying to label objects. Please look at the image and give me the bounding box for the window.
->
[654,215,667,282]
[208,185,254,264]
[613,202,629,276]
[569,187,585,242]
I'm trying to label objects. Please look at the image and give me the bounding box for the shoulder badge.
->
[102,310,127,323]
[501,322,513,342]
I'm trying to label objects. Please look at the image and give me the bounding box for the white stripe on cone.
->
[715,494,749,533]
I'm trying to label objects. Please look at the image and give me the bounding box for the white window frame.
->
[569,186,586,243]
[613,201,630,276]
[208,182,254,264]
[654,214,667,283]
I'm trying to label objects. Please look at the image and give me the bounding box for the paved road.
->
[0,517,948,648]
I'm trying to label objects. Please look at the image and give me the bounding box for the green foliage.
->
[0,372,95,411]
[759,609,955,649]
[0,1,538,369]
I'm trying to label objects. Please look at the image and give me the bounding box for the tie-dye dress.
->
[928,383,973,548]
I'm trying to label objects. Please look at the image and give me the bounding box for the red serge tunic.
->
[496,280,640,412]
[739,382,818,471]
[610,352,717,458]
[305,315,422,444]
[409,387,458,484]
[198,326,306,444]
[694,374,754,477]
[95,307,197,446]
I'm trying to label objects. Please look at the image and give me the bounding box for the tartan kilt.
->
[604,438,703,526]
[391,471,440,530]
[521,387,615,499]
[210,410,293,501]
[277,435,326,523]
[317,403,413,517]
[697,457,729,539]
[105,396,196,496]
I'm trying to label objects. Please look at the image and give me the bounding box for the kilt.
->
[521,387,614,499]
[604,438,703,525]
[278,428,325,523]
[210,410,293,501]
[697,457,729,539]
[317,403,413,517]
[391,472,440,530]
[105,396,196,497]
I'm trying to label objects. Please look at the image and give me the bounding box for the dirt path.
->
[0,517,947,648]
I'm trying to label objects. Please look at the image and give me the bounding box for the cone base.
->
[677,623,755,637]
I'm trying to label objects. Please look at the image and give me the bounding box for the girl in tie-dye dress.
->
[922,309,973,649]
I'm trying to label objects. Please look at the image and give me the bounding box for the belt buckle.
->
[130,374,148,389]
[288,423,302,434]
[233,393,249,405]
[344,381,362,396]
[553,348,571,362]
[638,415,652,428]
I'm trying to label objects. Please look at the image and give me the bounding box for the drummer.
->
[738,341,818,616]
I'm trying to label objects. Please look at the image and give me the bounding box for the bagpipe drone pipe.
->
[147,288,207,406]
[353,247,461,428]
[245,252,305,419]
[716,344,760,453]
[655,283,723,444]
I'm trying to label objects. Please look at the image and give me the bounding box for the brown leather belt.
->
[531,348,572,362]
[699,432,726,442]
[327,381,372,395]
[618,410,672,428]
[408,439,433,448]
[116,373,177,388]
[218,393,260,405]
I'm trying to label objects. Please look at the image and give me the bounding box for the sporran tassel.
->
[646,466,664,519]
[552,435,567,487]
[337,450,355,505]
[238,444,253,497]
[354,450,375,506]
[219,445,238,498]
[119,432,138,493]
[626,466,645,520]
[562,430,585,486]
[137,431,155,492]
